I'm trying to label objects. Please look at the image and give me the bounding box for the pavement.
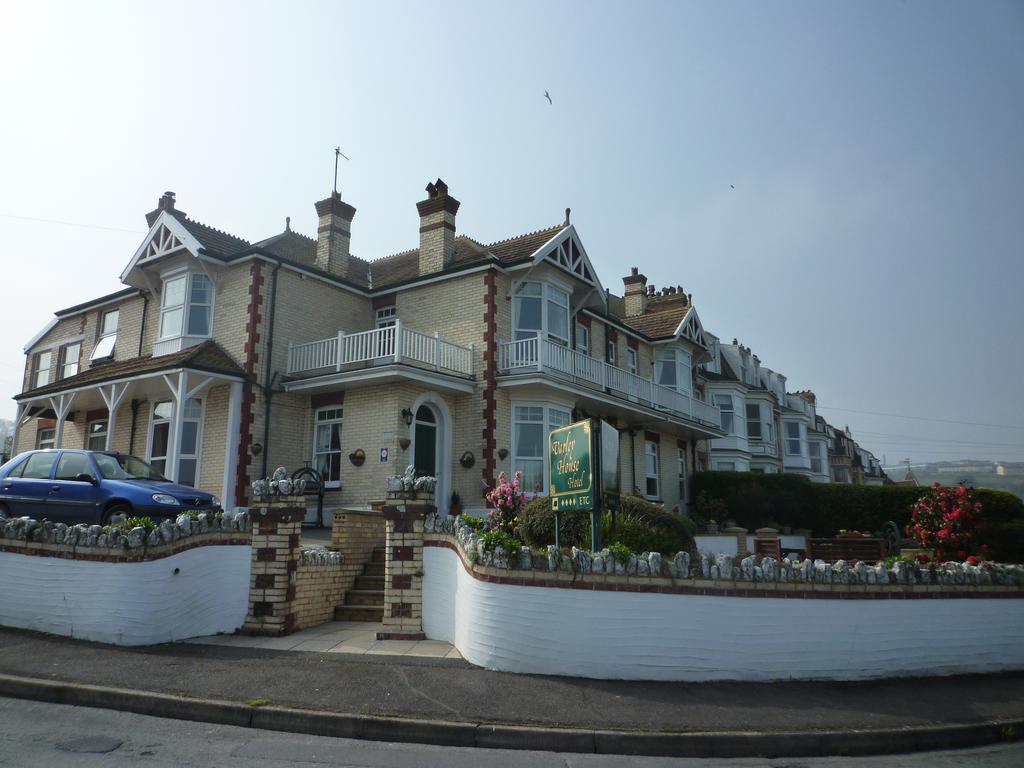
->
[0,626,1022,758]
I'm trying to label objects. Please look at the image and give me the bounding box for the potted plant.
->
[450,491,462,517]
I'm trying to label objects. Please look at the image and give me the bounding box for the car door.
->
[3,452,58,518]
[48,452,103,524]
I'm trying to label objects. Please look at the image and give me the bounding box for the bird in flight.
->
[730,184,735,189]
[544,90,552,105]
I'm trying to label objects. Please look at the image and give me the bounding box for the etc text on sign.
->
[549,420,593,511]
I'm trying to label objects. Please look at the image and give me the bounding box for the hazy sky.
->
[1,0,1022,464]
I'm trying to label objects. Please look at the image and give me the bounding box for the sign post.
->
[549,419,619,552]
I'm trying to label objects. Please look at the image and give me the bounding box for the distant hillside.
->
[911,460,1024,501]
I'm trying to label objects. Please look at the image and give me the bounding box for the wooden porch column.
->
[98,383,130,452]
[48,393,76,449]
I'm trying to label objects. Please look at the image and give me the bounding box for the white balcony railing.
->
[287,320,474,378]
[498,336,721,430]
[749,441,778,457]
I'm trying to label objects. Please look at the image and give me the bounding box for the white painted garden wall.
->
[694,534,807,556]
[422,546,1024,681]
[0,546,251,645]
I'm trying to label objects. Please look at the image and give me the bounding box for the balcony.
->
[497,337,721,432]
[749,441,778,457]
[287,321,474,379]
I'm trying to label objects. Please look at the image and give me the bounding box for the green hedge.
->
[519,495,696,554]
[692,471,1024,561]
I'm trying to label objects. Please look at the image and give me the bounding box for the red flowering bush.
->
[907,483,985,561]
[485,471,525,538]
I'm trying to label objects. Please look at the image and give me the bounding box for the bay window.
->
[716,394,735,434]
[159,273,213,341]
[785,421,803,456]
[313,407,344,488]
[810,442,824,474]
[512,403,571,495]
[644,440,660,499]
[513,282,570,345]
[149,398,203,486]
[654,348,692,394]
[745,402,762,439]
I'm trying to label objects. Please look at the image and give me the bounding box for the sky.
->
[1,0,1022,465]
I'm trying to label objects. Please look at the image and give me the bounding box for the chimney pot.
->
[622,268,649,316]
[416,178,460,275]
[314,191,356,278]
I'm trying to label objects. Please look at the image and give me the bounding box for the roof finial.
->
[564,207,571,226]
[285,216,291,231]
[333,147,350,195]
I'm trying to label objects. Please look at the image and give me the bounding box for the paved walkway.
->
[187,621,462,660]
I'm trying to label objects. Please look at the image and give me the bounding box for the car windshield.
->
[94,454,168,482]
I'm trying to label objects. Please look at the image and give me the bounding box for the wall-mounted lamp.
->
[251,442,263,456]
[401,408,414,426]
[399,437,411,451]
[497,448,508,460]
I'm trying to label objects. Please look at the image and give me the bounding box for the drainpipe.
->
[260,261,282,479]
[128,399,140,455]
[137,293,149,358]
[629,427,637,496]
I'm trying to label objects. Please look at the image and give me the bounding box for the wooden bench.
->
[807,537,886,563]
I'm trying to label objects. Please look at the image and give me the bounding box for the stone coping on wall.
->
[424,515,1024,599]
[0,510,251,564]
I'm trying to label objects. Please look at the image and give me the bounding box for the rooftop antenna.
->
[333,147,350,195]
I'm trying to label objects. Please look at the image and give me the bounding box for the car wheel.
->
[102,505,131,527]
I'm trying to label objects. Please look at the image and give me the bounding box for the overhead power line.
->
[0,212,144,235]
[816,404,1024,433]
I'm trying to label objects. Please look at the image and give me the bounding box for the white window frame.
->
[745,402,762,440]
[513,281,570,345]
[810,441,824,474]
[30,349,52,389]
[717,461,736,471]
[158,271,214,342]
[654,347,692,394]
[375,306,397,328]
[312,406,344,489]
[606,336,616,365]
[575,322,590,356]
[148,398,204,485]
[511,401,572,496]
[92,308,119,362]
[644,439,660,500]
[86,419,108,451]
[58,342,80,381]
[716,394,735,435]
[785,421,802,456]
[36,427,55,450]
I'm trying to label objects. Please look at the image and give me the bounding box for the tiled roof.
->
[252,229,317,266]
[17,341,247,401]
[621,305,689,340]
[367,237,488,289]
[486,225,565,264]
[56,287,140,318]
[178,217,251,256]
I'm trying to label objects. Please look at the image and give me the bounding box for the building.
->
[13,183,724,518]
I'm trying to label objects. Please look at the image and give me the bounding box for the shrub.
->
[519,497,590,548]
[461,515,485,533]
[484,471,526,537]
[907,483,983,560]
[479,529,523,557]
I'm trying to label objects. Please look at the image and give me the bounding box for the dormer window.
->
[514,282,569,345]
[158,273,213,349]
[91,308,119,362]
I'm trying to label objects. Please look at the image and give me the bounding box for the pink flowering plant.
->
[485,470,526,538]
[907,482,986,562]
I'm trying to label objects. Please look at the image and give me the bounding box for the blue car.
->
[0,449,221,525]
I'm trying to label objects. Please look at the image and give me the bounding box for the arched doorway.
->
[409,393,452,514]
[413,405,438,479]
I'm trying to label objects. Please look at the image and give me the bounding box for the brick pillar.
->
[377,501,428,641]
[243,497,305,636]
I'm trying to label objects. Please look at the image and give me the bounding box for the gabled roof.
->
[16,341,246,401]
[701,355,739,382]
[252,228,317,266]
[178,217,250,256]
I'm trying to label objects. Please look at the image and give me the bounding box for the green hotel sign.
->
[549,420,594,512]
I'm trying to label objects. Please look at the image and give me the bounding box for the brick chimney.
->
[314,191,356,278]
[146,191,186,227]
[416,179,460,275]
[622,267,648,317]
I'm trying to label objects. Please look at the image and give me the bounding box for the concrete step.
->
[333,605,383,623]
[344,589,384,607]
[354,575,385,591]
[362,563,386,577]
[370,549,387,564]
